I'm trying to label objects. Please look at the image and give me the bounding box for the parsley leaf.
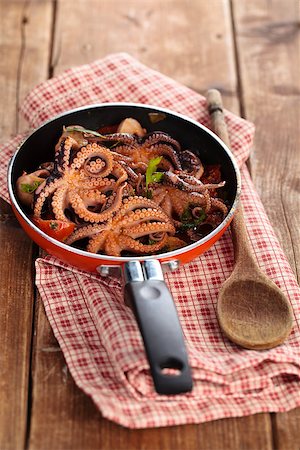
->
[180,206,206,230]
[151,172,164,183]
[145,156,164,190]
[20,180,42,194]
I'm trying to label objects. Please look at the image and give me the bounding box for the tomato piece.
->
[97,124,119,134]
[32,218,75,242]
[201,164,222,184]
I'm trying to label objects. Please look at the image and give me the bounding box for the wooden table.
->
[1,1,299,449]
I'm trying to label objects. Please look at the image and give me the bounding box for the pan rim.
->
[8,102,241,263]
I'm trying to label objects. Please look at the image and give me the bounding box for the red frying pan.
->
[8,103,241,395]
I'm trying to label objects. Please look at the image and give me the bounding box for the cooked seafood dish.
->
[16,118,228,256]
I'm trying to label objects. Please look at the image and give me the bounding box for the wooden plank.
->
[0,200,34,450]
[51,0,239,112]
[232,0,300,275]
[232,1,300,449]
[27,1,274,449]
[0,0,53,138]
[272,409,300,450]
[0,1,52,449]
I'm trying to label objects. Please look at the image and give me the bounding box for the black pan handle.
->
[123,260,193,395]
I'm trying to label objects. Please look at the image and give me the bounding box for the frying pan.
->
[8,103,241,395]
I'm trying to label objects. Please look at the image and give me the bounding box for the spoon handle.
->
[206,89,258,274]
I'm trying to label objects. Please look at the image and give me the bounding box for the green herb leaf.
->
[49,221,58,230]
[194,210,206,224]
[20,180,42,194]
[151,172,164,183]
[65,126,106,138]
[145,156,163,189]
[179,222,196,230]
[180,208,192,222]
[179,206,206,230]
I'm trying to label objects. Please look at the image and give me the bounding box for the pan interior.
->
[10,104,239,258]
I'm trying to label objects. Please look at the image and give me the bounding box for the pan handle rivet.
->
[162,260,180,272]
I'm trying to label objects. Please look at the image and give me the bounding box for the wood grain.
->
[232,0,300,277]
[27,1,274,449]
[0,1,52,449]
[232,1,300,448]
[272,409,300,450]
[52,0,239,112]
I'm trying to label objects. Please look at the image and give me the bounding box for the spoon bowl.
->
[217,235,294,350]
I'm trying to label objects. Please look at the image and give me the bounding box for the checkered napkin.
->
[1,53,300,428]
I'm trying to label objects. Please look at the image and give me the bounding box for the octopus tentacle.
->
[164,171,225,193]
[90,178,115,192]
[33,177,63,218]
[109,132,182,172]
[52,185,71,221]
[147,144,182,170]
[114,196,171,223]
[110,152,132,162]
[69,183,127,223]
[111,142,138,158]
[86,133,137,149]
[71,143,114,178]
[117,160,139,181]
[179,172,225,190]
[76,189,107,207]
[87,230,112,254]
[211,198,228,216]
[122,222,175,238]
[100,133,137,143]
[66,224,109,245]
[110,162,128,188]
[102,234,168,257]
[119,209,173,230]
[55,136,78,173]
[142,132,181,152]
[151,186,210,217]
[76,172,116,190]
[55,127,87,153]
[129,161,148,172]
[179,150,204,179]
[118,234,168,255]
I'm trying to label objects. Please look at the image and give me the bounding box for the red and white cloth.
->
[1,53,300,428]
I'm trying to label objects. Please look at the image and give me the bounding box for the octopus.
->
[16,118,229,256]
[33,136,128,223]
[151,185,227,227]
[65,196,175,257]
[179,150,204,179]
[93,131,182,173]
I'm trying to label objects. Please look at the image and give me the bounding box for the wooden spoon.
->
[206,89,293,350]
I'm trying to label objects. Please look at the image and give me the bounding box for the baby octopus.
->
[65,196,175,257]
[16,118,228,255]
[32,136,128,224]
